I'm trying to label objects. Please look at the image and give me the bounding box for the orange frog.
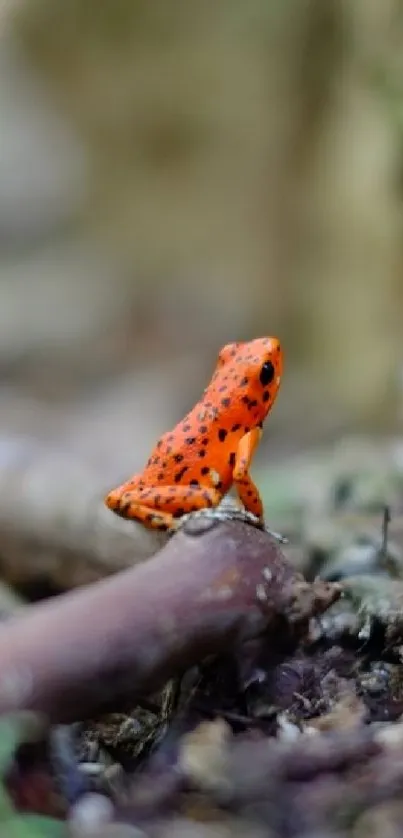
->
[105,337,283,532]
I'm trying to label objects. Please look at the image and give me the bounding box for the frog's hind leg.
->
[105,484,221,532]
[111,500,175,531]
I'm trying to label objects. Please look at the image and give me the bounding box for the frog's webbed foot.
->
[174,496,288,544]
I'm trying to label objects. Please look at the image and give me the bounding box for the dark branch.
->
[0,518,340,723]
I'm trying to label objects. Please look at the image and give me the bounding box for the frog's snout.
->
[105,488,121,511]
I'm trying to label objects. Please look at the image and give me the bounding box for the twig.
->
[381,504,391,558]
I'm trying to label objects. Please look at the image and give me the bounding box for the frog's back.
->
[140,336,283,492]
[139,402,238,493]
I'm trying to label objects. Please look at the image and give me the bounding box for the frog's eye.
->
[218,342,241,366]
[259,360,275,387]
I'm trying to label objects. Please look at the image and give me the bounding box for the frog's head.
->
[212,336,283,425]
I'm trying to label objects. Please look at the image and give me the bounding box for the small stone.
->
[68,792,114,834]
[178,719,232,796]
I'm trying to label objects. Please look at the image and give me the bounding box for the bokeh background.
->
[1,0,403,489]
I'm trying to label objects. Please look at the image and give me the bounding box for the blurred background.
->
[1,0,403,488]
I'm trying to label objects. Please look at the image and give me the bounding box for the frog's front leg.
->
[232,427,264,521]
[106,484,222,532]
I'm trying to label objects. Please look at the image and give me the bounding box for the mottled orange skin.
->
[105,337,283,531]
